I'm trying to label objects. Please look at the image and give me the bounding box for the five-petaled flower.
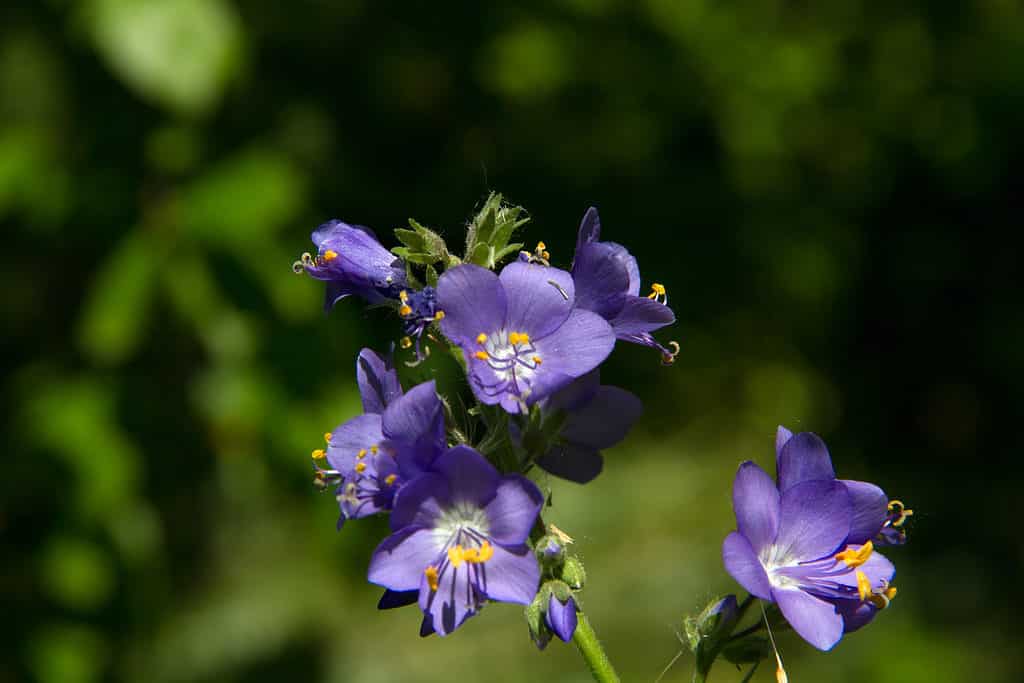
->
[368,445,544,636]
[722,427,901,650]
[299,219,407,310]
[571,207,678,363]
[436,261,616,414]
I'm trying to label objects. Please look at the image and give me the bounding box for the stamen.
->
[888,500,914,527]
[357,449,367,459]
[425,566,439,592]
[399,304,413,317]
[384,474,397,486]
[322,250,338,262]
[761,602,787,683]
[311,449,326,460]
[370,445,379,455]
[835,540,874,568]
[399,290,409,303]
[474,350,489,360]
[476,333,487,344]
[434,310,445,321]
[856,570,872,602]
[400,336,413,349]
[355,462,367,474]
[448,544,466,568]
[661,340,681,366]
[508,332,520,345]
[647,282,667,304]
[324,432,332,443]
[532,355,542,365]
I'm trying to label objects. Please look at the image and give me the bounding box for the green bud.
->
[547,580,572,603]
[534,535,566,571]
[560,556,586,589]
[526,584,552,649]
[687,595,742,676]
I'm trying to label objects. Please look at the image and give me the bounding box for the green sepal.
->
[560,556,586,590]
[425,264,439,287]
[464,192,530,269]
[394,227,427,252]
[720,636,771,665]
[391,246,438,265]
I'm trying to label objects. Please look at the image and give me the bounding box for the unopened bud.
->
[560,556,586,589]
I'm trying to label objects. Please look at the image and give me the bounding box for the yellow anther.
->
[536,241,546,251]
[399,290,409,302]
[542,250,550,260]
[476,333,487,344]
[532,355,542,365]
[357,449,367,459]
[311,449,326,460]
[322,250,338,262]
[400,336,413,349]
[399,304,413,317]
[384,474,397,486]
[647,282,666,299]
[471,541,494,563]
[447,544,466,568]
[354,462,367,474]
[324,432,332,443]
[425,566,439,592]
[889,500,914,527]
[434,310,445,321]
[474,350,489,360]
[856,570,872,602]
[370,445,379,455]
[835,540,874,568]
[508,332,520,345]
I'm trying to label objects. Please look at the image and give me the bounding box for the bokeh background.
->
[2,1,1021,681]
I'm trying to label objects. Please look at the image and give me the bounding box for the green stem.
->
[572,609,620,683]
[691,667,707,683]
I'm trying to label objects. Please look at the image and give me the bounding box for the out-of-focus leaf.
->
[180,148,305,248]
[29,624,107,683]
[40,537,116,610]
[77,229,159,365]
[83,0,243,116]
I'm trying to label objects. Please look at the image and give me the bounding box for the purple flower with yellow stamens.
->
[297,219,407,310]
[368,445,543,636]
[436,261,616,414]
[571,207,678,363]
[396,286,445,361]
[529,370,642,484]
[722,428,899,650]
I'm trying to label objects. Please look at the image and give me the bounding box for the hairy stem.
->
[573,608,620,683]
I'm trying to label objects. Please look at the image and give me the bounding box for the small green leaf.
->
[425,264,439,287]
[394,228,427,252]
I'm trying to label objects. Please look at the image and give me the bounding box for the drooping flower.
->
[545,594,578,642]
[296,219,407,310]
[396,286,445,362]
[571,207,678,363]
[367,445,543,636]
[436,261,616,414]
[528,370,643,484]
[722,428,899,650]
[316,349,445,526]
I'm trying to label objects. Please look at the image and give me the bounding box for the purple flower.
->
[532,370,643,483]
[436,262,616,414]
[545,594,578,642]
[320,350,445,525]
[298,219,407,310]
[367,445,544,636]
[396,286,444,362]
[571,208,678,363]
[722,428,898,651]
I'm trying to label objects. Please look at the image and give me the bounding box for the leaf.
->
[394,228,427,252]
[425,264,439,287]
[391,247,437,265]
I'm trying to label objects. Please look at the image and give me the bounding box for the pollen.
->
[370,445,379,455]
[476,333,487,344]
[323,432,332,443]
[354,462,367,474]
[400,336,413,349]
[647,283,666,300]
[835,540,874,568]
[474,350,489,360]
[322,250,338,262]
[425,566,439,592]
[311,449,326,460]
[856,570,872,602]
[888,500,914,527]
[357,449,367,459]
[869,585,898,609]
[399,290,409,303]
[399,304,413,317]
[532,355,542,365]
[536,241,546,251]
[384,474,397,486]
[448,544,466,568]
[434,310,445,321]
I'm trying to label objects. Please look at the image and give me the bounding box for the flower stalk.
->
[572,608,620,683]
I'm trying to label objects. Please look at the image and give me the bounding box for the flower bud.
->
[560,556,586,589]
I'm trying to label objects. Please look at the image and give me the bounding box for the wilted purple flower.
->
[545,594,578,642]
[571,208,678,363]
[319,350,445,526]
[436,262,616,414]
[297,219,407,310]
[722,428,898,650]
[367,445,543,636]
[531,370,642,484]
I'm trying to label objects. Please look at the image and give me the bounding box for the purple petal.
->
[378,589,418,610]
[576,206,602,249]
[547,370,601,413]
[499,261,575,340]
[381,381,444,453]
[436,264,508,344]
[536,443,604,484]
[571,242,631,320]
[772,587,844,651]
[419,559,480,636]
[357,348,402,414]
[841,480,889,545]
[775,480,851,561]
[478,543,540,605]
[777,432,835,492]
[832,550,895,590]
[722,532,772,600]
[389,473,450,530]
[483,475,544,545]
[546,595,578,642]
[732,461,780,553]
[326,414,384,476]
[433,445,500,507]
[560,386,642,450]
[836,599,880,633]
[775,425,794,457]
[419,614,436,637]
[607,296,675,336]
[527,309,615,398]
[368,527,444,592]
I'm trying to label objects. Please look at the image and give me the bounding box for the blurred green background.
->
[2,1,1021,681]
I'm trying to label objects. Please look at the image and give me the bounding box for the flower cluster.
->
[299,200,676,638]
[722,427,909,651]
